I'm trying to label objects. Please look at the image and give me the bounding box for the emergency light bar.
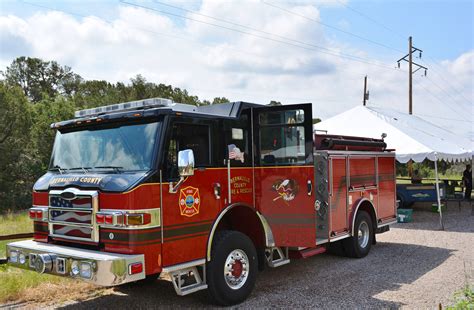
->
[74,97,174,118]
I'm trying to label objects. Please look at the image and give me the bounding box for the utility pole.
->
[363,75,369,106]
[408,36,412,114]
[397,36,428,115]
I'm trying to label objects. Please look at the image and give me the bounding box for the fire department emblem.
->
[272,179,299,204]
[179,186,201,217]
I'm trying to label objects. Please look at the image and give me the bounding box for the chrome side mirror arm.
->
[169,177,186,193]
[169,149,195,194]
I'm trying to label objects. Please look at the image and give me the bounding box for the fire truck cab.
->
[7,98,396,305]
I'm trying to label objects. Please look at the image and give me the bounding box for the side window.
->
[225,114,251,167]
[259,109,306,166]
[165,122,211,179]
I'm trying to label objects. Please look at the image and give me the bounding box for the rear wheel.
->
[207,230,257,306]
[343,211,373,258]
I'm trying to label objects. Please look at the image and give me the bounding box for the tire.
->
[342,211,373,258]
[207,230,257,306]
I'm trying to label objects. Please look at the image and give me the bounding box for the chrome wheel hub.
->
[358,221,370,249]
[224,249,249,290]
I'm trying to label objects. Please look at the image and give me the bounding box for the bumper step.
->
[7,240,145,286]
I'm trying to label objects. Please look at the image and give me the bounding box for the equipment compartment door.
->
[314,152,330,245]
[252,104,315,247]
[329,156,349,237]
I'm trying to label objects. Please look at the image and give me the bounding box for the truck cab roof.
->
[52,98,263,130]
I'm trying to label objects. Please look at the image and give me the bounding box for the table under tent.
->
[314,106,473,229]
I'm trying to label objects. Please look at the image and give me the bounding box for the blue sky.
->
[0,0,472,137]
[2,0,472,60]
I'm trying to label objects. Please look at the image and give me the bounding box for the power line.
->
[417,113,472,123]
[261,0,404,54]
[333,0,471,110]
[20,1,291,65]
[425,75,472,115]
[414,78,470,121]
[419,56,472,106]
[335,0,405,40]
[17,1,352,109]
[153,0,400,64]
[121,1,404,72]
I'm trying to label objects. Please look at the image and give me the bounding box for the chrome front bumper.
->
[6,240,145,286]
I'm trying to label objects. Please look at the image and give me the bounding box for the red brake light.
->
[96,214,105,224]
[29,208,44,220]
[105,215,113,225]
[129,262,143,275]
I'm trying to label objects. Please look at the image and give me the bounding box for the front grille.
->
[50,196,92,209]
[50,209,92,224]
[48,189,99,243]
[52,224,92,239]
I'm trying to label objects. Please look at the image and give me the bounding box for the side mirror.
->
[178,149,195,177]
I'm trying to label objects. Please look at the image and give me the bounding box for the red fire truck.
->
[7,98,396,305]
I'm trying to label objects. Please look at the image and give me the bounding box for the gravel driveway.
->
[14,203,474,309]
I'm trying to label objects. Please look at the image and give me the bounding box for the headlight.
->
[10,250,18,263]
[19,253,26,265]
[80,262,92,279]
[71,260,80,276]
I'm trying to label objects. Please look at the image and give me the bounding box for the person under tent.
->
[411,169,423,184]
[462,164,472,200]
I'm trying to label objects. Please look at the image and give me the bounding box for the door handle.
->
[213,183,221,199]
[307,180,312,196]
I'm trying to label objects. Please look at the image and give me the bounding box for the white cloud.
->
[0,0,472,139]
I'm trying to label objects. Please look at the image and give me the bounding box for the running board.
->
[265,247,290,268]
[290,246,326,259]
[162,259,208,296]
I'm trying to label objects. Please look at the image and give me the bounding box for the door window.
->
[259,109,306,166]
[164,122,211,179]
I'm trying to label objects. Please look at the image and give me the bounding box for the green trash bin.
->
[397,208,413,223]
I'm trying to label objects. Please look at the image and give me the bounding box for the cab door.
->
[252,104,315,247]
[160,117,226,266]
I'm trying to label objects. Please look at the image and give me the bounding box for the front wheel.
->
[343,211,373,258]
[207,230,257,306]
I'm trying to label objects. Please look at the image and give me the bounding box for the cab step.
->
[162,259,208,296]
[265,247,290,268]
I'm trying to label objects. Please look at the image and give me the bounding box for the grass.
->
[0,212,101,304]
[0,264,98,304]
[0,212,33,236]
[0,239,30,259]
[0,264,65,303]
[447,286,474,309]
[0,212,79,304]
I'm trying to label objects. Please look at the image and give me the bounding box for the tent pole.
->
[434,153,444,230]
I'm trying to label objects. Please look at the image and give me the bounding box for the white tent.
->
[314,106,473,229]
[314,106,473,163]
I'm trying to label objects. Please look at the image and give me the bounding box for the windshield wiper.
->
[94,166,123,173]
[50,165,65,174]
[68,167,92,174]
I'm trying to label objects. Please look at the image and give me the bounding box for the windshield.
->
[50,121,160,172]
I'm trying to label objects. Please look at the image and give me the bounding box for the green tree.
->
[0,82,33,210]
[30,96,75,173]
[2,57,82,102]
[212,97,230,105]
